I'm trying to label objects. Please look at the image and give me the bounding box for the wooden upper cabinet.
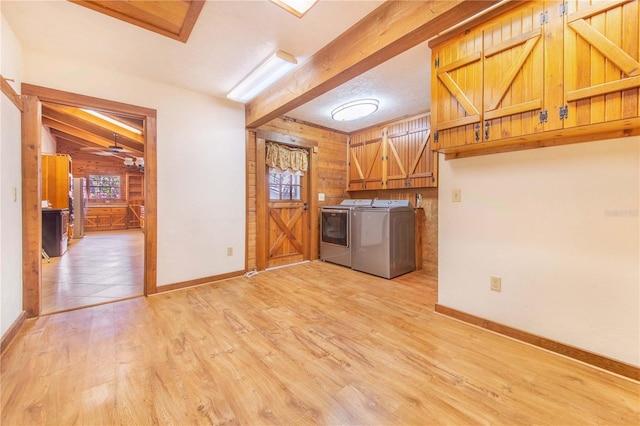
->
[482,2,558,140]
[348,113,437,190]
[564,0,640,127]
[431,28,483,150]
[430,0,640,158]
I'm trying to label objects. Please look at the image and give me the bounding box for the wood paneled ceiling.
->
[42,103,145,160]
[68,0,205,42]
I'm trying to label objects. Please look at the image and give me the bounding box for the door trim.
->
[21,84,158,317]
[255,130,318,271]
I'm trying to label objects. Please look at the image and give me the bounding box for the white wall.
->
[438,137,640,366]
[41,126,56,154]
[23,51,247,286]
[0,12,24,336]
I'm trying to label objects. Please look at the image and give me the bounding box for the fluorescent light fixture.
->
[227,50,298,103]
[270,0,318,17]
[331,99,380,121]
[81,108,142,135]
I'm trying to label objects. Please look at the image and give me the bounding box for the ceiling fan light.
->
[331,99,379,122]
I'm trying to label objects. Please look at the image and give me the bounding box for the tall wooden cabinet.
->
[42,153,73,240]
[41,153,72,209]
[430,0,640,156]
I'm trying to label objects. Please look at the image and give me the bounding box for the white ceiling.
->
[2,0,431,133]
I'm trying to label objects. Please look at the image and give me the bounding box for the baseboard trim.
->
[1,311,26,354]
[434,304,640,381]
[156,270,245,293]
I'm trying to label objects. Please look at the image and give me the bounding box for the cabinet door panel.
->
[348,132,384,190]
[431,29,483,149]
[483,2,547,141]
[111,209,127,229]
[564,0,640,127]
[386,115,436,189]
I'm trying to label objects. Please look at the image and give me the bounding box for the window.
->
[269,168,301,201]
[88,175,121,199]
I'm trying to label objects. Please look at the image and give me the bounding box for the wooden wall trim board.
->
[20,84,158,319]
[155,270,245,294]
[21,84,157,118]
[22,95,42,318]
[245,0,501,128]
[0,311,26,354]
[255,129,319,149]
[1,74,23,111]
[255,137,268,271]
[442,119,640,160]
[245,130,252,272]
[69,0,205,43]
[143,115,157,295]
[435,304,640,381]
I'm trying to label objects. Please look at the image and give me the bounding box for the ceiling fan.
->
[81,133,133,156]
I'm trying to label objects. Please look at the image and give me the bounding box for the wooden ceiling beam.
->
[245,0,501,129]
[43,117,144,156]
[46,103,144,143]
[52,130,129,160]
[42,104,144,152]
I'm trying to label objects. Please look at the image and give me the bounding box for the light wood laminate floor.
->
[3,261,639,425]
[41,229,144,314]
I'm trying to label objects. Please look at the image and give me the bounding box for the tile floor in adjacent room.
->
[41,229,144,314]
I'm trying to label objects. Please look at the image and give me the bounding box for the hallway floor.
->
[41,229,144,314]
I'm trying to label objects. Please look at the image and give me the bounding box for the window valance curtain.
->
[266,142,308,172]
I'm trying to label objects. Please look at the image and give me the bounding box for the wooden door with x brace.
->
[257,139,311,269]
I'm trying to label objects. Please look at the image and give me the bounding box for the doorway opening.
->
[21,84,157,318]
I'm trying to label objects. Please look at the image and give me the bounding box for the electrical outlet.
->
[318,192,325,202]
[452,189,461,202]
[490,276,502,292]
[227,247,233,256]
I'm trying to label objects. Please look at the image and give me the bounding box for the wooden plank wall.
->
[247,117,349,270]
[56,139,138,184]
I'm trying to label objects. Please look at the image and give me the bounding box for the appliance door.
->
[321,209,349,246]
[320,208,351,266]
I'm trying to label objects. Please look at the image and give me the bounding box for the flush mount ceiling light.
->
[227,50,298,103]
[270,0,318,18]
[331,99,380,122]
